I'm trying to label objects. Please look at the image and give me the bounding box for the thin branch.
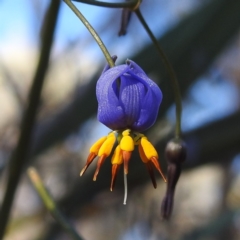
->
[27,167,84,240]
[0,1,61,238]
[64,0,115,67]
[71,0,138,9]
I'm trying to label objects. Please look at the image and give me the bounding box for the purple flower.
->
[96,59,162,132]
[81,59,166,199]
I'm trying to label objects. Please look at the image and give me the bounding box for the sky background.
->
[1,1,240,240]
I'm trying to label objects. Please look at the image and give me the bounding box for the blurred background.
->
[0,0,240,239]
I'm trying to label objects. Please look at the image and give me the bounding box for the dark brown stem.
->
[71,0,138,8]
[135,9,182,138]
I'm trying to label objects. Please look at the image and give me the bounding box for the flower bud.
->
[161,163,181,220]
[161,138,186,219]
[165,138,187,164]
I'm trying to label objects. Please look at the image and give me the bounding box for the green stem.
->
[71,0,138,8]
[27,168,84,240]
[0,1,61,238]
[64,0,115,67]
[135,9,182,138]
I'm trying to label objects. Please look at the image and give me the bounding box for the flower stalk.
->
[63,0,115,67]
[134,9,182,138]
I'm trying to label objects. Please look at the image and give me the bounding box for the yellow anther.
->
[140,137,158,159]
[133,132,145,145]
[122,129,131,136]
[120,131,134,175]
[120,135,134,152]
[140,137,166,183]
[89,136,107,154]
[98,133,116,157]
[108,132,115,138]
[111,145,123,165]
[138,144,149,163]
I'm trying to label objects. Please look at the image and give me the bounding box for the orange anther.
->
[110,164,120,191]
[122,151,132,174]
[151,156,167,182]
[80,152,97,176]
[93,155,107,181]
[145,162,157,188]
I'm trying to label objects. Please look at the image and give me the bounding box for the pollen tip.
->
[152,179,157,188]
[93,171,98,181]
[110,181,115,191]
[159,171,167,183]
[80,167,86,176]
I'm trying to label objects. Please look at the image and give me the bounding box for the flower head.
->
[81,58,166,203]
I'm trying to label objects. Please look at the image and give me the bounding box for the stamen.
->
[122,151,131,174]
[93,155,106,181]
[98,133,116,157]
[151,156,167,182]
[123,172,128,205]
[145,162,157,188]
[110,164,119,191]
[80,152,97,176]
